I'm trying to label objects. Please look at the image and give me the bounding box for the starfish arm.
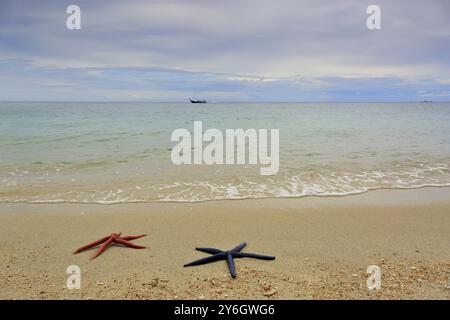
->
[230,242,247,253]
[120,234,147,241]
[195,247,224,255]
[226,252,237,278]
[90,237,114,260]
[73,235,111,254]
[233,252,275,260]
[183,253,226,267]
[114,238,146,249]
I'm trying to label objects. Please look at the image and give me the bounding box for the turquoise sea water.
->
[1,102,450,203]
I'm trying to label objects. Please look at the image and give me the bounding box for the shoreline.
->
[1,187,449,299]
[2,183,450,206]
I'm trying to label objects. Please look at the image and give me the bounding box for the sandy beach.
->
[0,187,449,300]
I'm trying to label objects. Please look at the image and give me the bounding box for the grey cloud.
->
[0,1,449,101]
[1,0,449,77]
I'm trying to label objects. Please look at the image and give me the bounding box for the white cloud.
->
[1,0,449,101]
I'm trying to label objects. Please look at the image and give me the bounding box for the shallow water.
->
[1,102,449,203]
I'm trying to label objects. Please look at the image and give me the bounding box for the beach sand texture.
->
[0,187,449,300]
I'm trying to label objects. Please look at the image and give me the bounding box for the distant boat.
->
[190,98,207,104]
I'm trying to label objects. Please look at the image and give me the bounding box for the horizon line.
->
[0,100,448,104]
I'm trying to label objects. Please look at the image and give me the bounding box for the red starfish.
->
[74,233,147,260]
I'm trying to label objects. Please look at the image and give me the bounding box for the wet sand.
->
[0,187,449,299]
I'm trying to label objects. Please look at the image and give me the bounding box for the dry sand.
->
[0,187,449,300]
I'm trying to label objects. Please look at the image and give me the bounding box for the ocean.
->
[1,102,450,203]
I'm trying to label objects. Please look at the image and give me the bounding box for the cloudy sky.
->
[0,0,449,101]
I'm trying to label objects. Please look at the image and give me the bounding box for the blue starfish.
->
[183,242,275,278]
